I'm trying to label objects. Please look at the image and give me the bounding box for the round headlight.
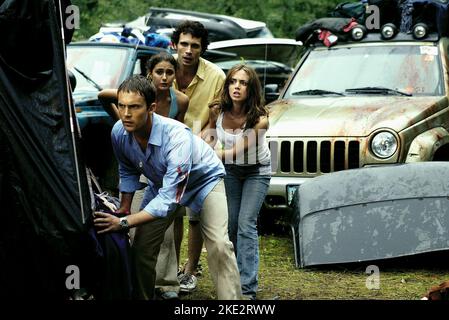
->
[371,131,398,159]
[413,23,428,39]
[381,23,397,40]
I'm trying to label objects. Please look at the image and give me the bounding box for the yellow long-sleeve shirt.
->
[174,57,225,132]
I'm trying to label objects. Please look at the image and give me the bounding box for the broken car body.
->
[291,162,449,267]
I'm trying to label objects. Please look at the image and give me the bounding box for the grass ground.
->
[178,221,449,300]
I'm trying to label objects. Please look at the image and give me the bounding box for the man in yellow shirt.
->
[173,22,225,132]
[157,20,227,296]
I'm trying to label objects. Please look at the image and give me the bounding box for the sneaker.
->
[179,273,197,293]
[178,260,203,277]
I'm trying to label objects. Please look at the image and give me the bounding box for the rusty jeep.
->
[264,31,449,218]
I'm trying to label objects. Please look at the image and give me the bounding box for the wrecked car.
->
[263,1,449,265]
[265,32,449,213]
[291,161,449,267]
[99,6,274,43]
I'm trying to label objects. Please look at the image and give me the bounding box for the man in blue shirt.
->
[94,75,241,300]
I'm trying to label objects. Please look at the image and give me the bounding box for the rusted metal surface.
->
[439,38,449,94]
[291,162,449,268]
[267,96,445,137]
[267,96,447,176]
[405,127,449,162]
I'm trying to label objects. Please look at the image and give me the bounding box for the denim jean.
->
[224,164,271,299]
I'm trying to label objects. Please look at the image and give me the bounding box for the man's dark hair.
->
[117,75,156,106]
[171,20,210,54]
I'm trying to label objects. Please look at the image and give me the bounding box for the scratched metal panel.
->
[295,162,449,267]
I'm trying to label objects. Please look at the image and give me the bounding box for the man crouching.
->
[94,75,242,300]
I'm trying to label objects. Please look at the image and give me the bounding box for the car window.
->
[209,43,302,69]
[286,44,444,97]
[133,56,151,76]
[132,61,141,75]
[67,46,130,92]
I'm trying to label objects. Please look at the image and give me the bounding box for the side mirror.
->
[264,84,280,104]
[68,70,77,91]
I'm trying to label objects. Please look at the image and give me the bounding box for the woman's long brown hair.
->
[216,64,268,130]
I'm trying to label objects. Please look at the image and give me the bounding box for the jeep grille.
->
[269,139,361,176]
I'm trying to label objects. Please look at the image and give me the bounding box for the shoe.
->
[179,273,198,293]
[155,289,179,300]
[178,260,203,277]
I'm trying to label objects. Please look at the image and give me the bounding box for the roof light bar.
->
[381,23,397,40]
[351,25,366,41]
[413,23,428,39]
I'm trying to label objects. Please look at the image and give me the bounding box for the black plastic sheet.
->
[0,0,96,298]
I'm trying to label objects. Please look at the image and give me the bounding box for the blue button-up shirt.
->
[111,114,225,218]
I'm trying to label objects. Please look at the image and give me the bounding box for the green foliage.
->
[71,0,342,41]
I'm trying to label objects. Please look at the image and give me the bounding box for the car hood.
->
[267,96,448,137]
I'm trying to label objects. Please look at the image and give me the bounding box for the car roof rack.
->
[308,32,440,48]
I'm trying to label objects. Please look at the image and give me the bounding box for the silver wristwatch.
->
[119,216,129,230]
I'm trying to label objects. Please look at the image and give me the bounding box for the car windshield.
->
[66,46,130,92]
[285,44,444,97]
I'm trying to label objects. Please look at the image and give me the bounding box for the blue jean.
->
[224,164,271,299]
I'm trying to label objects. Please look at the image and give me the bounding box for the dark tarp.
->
[0,0,98,298]
[291,162,449,268]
